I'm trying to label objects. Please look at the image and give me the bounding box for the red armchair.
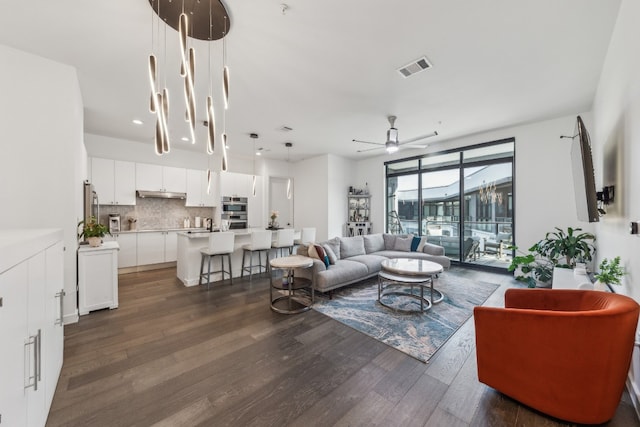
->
[474,289,639,424]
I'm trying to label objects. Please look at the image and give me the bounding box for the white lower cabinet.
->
[115,233,137,268]
[0,230,64,427]
[78,241,119,315]
[165,231,178,262]
[137,231,177,265]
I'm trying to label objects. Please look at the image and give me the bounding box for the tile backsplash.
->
[98,198,214,231]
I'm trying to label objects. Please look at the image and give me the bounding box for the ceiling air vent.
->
[397,56,432,78]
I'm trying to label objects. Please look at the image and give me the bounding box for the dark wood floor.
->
[47,267,639,426]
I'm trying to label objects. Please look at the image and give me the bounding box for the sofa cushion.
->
[363,234,385,253]
[340,236,366,258]
[383,233,396,250]
[322,243,338,265]
[347,254,388,274]
[324,237,341,260]
[308,244,329,267]
[314,259,369,291]
[393,235,413,252]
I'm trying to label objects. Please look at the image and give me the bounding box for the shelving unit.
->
[347,194,371,236]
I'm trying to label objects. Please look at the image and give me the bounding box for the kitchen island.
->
[177,229,299,287]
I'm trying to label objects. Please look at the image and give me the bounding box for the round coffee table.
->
[269,255,314,314]
[378,258,444,313]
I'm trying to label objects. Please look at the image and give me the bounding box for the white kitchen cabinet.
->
[0,230,64,427]
[91,157,136,205]
[43,241,65,411]
[163,166,187,193]
[137,232,165,265]
[114,233,137,268]
[137,231,177,265]
[78,241,119,315]
[220,171,251,198]
[0,261,29,426]
[186,169,219,207]
[114,161,136,205]
[165,231,178,262]
[135,163,163,191]
[136,163,186,193]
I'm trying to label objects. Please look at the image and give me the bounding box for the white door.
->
[269,177,293,228]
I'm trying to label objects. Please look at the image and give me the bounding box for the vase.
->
[87,237,102,247]
[593,280,609,292]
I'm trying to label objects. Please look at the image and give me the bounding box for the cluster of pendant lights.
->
[148,0,230,194]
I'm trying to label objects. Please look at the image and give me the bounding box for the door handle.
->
[24,329,40,390]
[55,290,66,325]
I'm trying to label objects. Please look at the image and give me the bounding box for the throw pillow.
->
[340,236,366,258]
[363,234,385,253]
[323,244,337,265]
[324,237,341,260]
[383,233,397,250]
[393,235,413,252]
[308,244,330,268]
[410,236,421,252]
[417,236,428,252]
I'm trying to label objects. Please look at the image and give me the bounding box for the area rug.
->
[312,268,499,363]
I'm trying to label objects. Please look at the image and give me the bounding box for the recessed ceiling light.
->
[132,119,143,125]
[256,152,262,156]
[181,137,190,142]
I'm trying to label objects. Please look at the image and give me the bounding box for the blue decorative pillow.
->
[411,236,422,252]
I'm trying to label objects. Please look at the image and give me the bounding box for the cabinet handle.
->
[55,290,66,325]
[24,330,40,390]
[36,329,41,384]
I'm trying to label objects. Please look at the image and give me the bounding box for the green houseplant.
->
[535,227,596,268]
[594,256,625,290]
[507,227,596,288]
[78,216,110,247]
[507,242,554,288]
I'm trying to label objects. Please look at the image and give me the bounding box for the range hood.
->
[136,190,187,200]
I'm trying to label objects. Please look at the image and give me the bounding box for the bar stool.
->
[271,228,295,258]
[241,230,273,280]
[199,231,235,289]
[294,227,316,246]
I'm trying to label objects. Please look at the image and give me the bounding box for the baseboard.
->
[63,310,79,325]
[627,374,640,421]
[118,261,176,274]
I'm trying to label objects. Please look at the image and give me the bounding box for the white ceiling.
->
[0,0,621,162]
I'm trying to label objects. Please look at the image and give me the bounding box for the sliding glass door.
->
[386,139,514,271]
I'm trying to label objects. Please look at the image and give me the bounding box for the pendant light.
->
[147,0,230,156]
[285,142,292,199]
[250,133,259,197]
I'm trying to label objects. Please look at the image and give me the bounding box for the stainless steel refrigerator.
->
[83,180,99,221]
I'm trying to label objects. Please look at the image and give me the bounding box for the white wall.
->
[355,113,595,251]
[293,155,330,240]
[591,0,640,410]
[0,44,85,323]
[327,154,355,238]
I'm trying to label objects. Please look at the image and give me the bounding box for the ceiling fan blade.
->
[352,139,384,146]
[356,145,385,153]
[398,131,439,146]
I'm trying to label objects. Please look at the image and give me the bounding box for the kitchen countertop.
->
[114,228,208,234]
[177,228,254,238]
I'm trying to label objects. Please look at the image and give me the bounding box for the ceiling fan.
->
[353,115,438,153]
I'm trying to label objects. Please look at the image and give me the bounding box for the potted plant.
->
[78,216,110,247]
[535,227,596,268]
[593,256,625,291]
[507,243,554,288]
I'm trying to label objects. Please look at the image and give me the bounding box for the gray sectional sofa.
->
[296,233,451,294]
